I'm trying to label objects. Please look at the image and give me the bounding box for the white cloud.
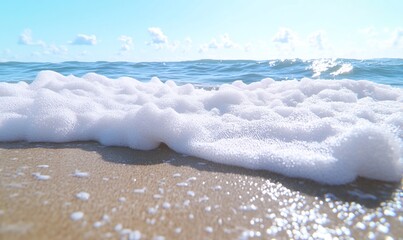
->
[244,43,252,52]
[44,44,68,55]
[359,27,377,37]
[184,37,192,45]
[17,29,69,58]
[182,37,193,53]
[71,34,97,45]
[221,34,237,48]
[18,29,33,45]
[118,35,133,51]
[208,39,220,49]
[272,28,297,44]
[18,29,45,46]
[270,28,336,58]
[148,27,168,45]
[272,28,300,54]
[308,31,326,50]
[168,41,180,51]
[357,27,386,50]
[392,28,403,47]
[200,34,239,52]
[198,44,208,53]
[359,27,403,50]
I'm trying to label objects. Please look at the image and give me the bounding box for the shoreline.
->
[1,142,402,239]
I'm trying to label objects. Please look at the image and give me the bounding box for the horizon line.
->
[1,57,403,64]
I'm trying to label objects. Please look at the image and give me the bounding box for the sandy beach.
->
[1,142,402,239]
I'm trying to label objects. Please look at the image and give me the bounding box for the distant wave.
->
[0,58,402,87]
[330,63,353,76]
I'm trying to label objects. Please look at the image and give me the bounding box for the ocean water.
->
[0,58,402,184]
[1,58,403,87]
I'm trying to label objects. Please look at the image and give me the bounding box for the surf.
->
[0,70,402,184]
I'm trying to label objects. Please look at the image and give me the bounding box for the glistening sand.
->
[0,142,402,239]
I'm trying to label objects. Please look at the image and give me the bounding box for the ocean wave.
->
[0,70,402,184]
[330,63,353,76]
[2,59,403,87]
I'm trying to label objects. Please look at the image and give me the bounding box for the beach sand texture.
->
[1,142,402,239]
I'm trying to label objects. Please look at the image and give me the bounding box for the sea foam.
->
[0,70,402,184]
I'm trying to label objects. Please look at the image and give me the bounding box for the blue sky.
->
[1,0,403,62]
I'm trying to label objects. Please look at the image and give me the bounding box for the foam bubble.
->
[133,187,146,194]
[32,172,50,180]
[76,192,90,201]
[70,211,84,221]
[37,164,49,168]
[73,170,89,178]
[1,71,402,184]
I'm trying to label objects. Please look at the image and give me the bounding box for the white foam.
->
[75,191,90,201]
[1,71,402,184]
[239,204,258,211]
[37,164,49,168]
[133,187,146,194]
[330,63,353,76]
[114,223,123,231]
[93,221,103,228]
[205,226,213,233]
[148,207,158,214]
[187,191,196,197]
[70,211,84,221]
[176,182,189,187]
[310,59,338,77]
[32,172,50,180]
[73,170,89,178]
[162,202,171,209]
[128,230,142,240]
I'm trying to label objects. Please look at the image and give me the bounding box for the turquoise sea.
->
[1,58,402,87]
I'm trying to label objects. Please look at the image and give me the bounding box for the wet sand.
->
[0,142,402,239]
